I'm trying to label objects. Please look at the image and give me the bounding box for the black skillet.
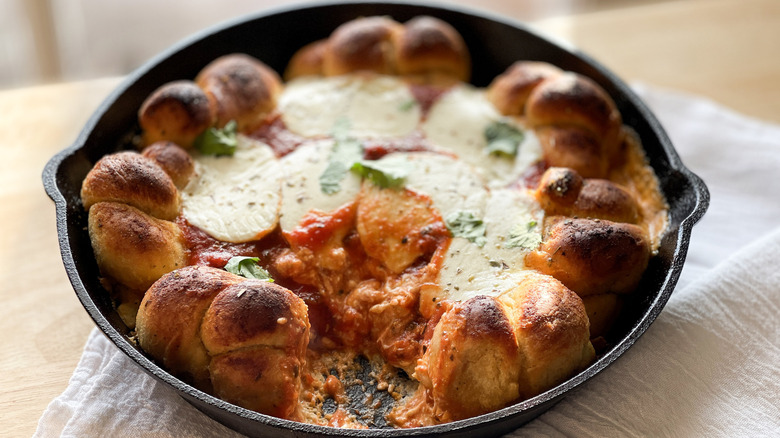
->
[42,1,709,437]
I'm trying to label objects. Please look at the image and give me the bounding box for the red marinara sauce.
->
[250,113,306,157]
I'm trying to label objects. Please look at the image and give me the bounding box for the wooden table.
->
[2,0,777,436]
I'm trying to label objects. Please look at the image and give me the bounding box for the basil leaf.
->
[505,220,542,250]
[320,118,363,194]
[320,160,350,194]
[224,256,274,281]
[484,120,525,157]
[351,159,409,189]
[194,120,238,156]
[445,211,487,247]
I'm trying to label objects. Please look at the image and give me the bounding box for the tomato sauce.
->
[178,215,340,347]
[362,131,438,160]
[284,203,356,251]
[513,159,548,189]
[250,113,306,157]
[409,83,451,116]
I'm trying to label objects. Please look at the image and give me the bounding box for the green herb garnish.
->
[224,256,274,281]
[351,159,409,189]
[484,120,525,157]
[505,220,542,250]
[445,211,487,247]
[320,118,363,194]
[194,120,238,156]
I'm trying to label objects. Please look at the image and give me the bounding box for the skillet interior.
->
[42,1,709,437]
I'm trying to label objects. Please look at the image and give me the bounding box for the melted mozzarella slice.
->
[422,84,542,187]
[278,140,362,232]
[438,188,544,302]
[181,136,283,243]
[279,75,421,139]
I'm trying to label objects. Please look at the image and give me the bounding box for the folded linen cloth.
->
[35,85,780,437]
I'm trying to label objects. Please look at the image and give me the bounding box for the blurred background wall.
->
[0,0,673,90]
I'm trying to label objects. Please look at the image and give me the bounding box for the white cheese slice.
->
[438,188,544,302]
[279,75,421,139]
[422,84,542,187]
[278,140,362,232]
[181,135,283,243]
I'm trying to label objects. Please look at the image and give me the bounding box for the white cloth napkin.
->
[35,85,780,437]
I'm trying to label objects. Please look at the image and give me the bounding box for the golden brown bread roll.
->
[284,39,327,80]
[421,295,521,421]
[81,151,180,221]
[286,16,471,81]
[536,126,611,178]
[200,281,310,357]
[88,202,186,291]
[420,272,593,421]
[201,281,309,418]
[322,16,403,76]
[195,53,282,131]
[138,80,214,148]
[526,73,622,149]
[209,347,303,418]
[393,16,470,81]
[487,61,562,116]
[136,266,310,419]
[536,167,640,224]
[136,266,242,388]
[525,217,650,296]
[141,141,195,189]
[497,273,594,397]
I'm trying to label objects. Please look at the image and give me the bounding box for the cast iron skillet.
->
[43,1,709,436]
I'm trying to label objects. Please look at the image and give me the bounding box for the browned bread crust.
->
[422,295,521,421]
[136,265,241,388]
[284,39,327,80]
[394,16,470,81]
[138,80,214,148]
[196,53,283,131]
[486,61,562,116]
[526,73,622,150]
[323,16,403,76]
[498,273,594,396]
[526,217,650,296]
[536,126,611,178]
[136,266,310,419]
[141,141,195,189]
[81,151,180,220]
[536,167,640,224]
[209,347,303,418]
[88,202,186,291]
[421,272,593,421]
[201,281,310,357]
[286,16,470,81]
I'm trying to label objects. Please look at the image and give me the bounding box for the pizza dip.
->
[79,15,668,428]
